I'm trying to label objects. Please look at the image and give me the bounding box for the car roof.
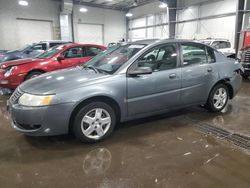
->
[39,40,72,43]
[129,38,204,46]
[59,43,105,48]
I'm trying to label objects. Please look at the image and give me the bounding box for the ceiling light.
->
[79,7,88,13]
[159,3,168,8]
[18,0,28,6]
[126,12,133,17]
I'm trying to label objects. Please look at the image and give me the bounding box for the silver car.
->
[8,39,243,143]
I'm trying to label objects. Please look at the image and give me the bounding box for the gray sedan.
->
[8,39,243,143]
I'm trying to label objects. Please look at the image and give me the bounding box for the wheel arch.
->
[68,95,122,132]
[209,79,234,99]
[24,69,46,80]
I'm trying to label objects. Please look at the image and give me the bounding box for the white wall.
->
[0,0,61,50]
[73,5,126,46]
[176,0,237,45]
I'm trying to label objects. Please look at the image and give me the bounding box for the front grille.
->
[10,88,23,104]
[242,51,250,70]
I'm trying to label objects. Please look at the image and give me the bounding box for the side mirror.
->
[57,55,65,62]
[128,67,152,76]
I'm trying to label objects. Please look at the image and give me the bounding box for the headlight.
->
[18,93,55,107]
[4,66,16,77]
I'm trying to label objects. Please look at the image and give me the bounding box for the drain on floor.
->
[186,117,250,150]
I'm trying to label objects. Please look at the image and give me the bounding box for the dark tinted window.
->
[49,43,62,48]
[181,43,207,66]
[86,47,103,56]
[206,47,216,63]
[63,47,84,58]
[137,44,177,71]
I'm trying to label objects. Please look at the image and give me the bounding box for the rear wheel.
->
[25,71,43,80]
[73,102,116,143]
[206,84,229,112]
[242,74,249,79]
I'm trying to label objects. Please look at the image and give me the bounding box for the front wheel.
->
[206,84,229,112]
[73,102,116,143]
[25,71,43,80]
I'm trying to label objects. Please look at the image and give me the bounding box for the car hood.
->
[0,58,43,69]
[20,68,111,94]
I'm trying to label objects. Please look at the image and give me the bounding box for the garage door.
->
[77,23,104,45]
[17,19,53,48]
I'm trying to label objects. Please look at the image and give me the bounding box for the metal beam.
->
[176,12,236,24]
[235,0,245,52]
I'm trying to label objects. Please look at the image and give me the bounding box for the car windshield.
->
[37,45,64,59]
[19,44,32,51]
[84,44,146,74]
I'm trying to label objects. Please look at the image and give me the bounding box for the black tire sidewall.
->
[73,102,116,143]
[25,71,43,80]
[207,84,229,112]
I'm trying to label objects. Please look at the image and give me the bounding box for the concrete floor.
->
[0,81,250,188]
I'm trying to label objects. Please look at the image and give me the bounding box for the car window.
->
[49,43,62,48]
[212,41,231,49]
[137,44,177,71]
[206,47,216,63]
[30,43,47,51]
[86,47,103,56]
[181,43,207,66]
[63,47,84,59]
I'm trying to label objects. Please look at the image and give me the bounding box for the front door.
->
[60,47,85,68]
[127,43,182,116]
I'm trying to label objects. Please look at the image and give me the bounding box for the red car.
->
[0,43,106,89]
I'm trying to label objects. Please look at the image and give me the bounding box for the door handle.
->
[169,73,177,79]
[207,67,213,72]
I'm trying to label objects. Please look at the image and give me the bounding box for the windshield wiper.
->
[82,65,99,73]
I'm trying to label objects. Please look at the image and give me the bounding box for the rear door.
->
[180,42,214,105]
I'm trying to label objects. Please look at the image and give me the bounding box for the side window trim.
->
[205,46,216,63]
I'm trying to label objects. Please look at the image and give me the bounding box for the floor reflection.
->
[83,148,112,175]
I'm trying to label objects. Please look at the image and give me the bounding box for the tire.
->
[25,71,43,80]
[242,74,249,79]
[206,84,229,112]
[73,102,116,143]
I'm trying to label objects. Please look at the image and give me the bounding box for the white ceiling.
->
[73,0,158,10]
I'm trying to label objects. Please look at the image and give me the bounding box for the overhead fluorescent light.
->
[126,12,133,17]
[159,3,168,8]
[79,7,88,13]
[18,0,29,6]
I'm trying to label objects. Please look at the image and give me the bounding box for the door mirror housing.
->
[128,67,152,76]
[57,55,65,61]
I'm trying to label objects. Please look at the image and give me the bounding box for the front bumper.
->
[0,70,26,89]
[242,62,250,76]
[9,102,75,136]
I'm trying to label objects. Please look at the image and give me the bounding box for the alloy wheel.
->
[80,108,111,140]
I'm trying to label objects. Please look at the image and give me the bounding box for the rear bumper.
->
[9,102,75,136]
[229,72,242,98]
